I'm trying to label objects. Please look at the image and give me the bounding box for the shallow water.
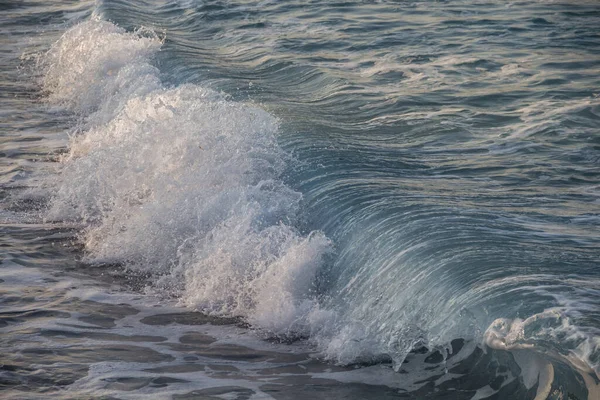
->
[1,0,599,399]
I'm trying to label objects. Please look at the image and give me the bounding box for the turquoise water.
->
[1,1,599,398]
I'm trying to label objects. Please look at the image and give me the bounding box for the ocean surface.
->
[1,0,599,399]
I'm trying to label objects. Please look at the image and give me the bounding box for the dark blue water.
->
[1,1,599,398]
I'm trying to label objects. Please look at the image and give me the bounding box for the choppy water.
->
[1,0,599,399]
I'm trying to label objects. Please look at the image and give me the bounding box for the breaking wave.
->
[40,18,599,394]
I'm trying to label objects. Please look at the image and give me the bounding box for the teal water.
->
[1,1,599,398]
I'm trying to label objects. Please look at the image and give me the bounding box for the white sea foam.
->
[41,19,162,118]
[42,18,331,338]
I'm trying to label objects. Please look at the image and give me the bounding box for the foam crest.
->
[180,219,331,334]
[43,19,331,338]
[41,18,162,117]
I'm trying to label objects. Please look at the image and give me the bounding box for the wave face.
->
[38,0,600,393]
